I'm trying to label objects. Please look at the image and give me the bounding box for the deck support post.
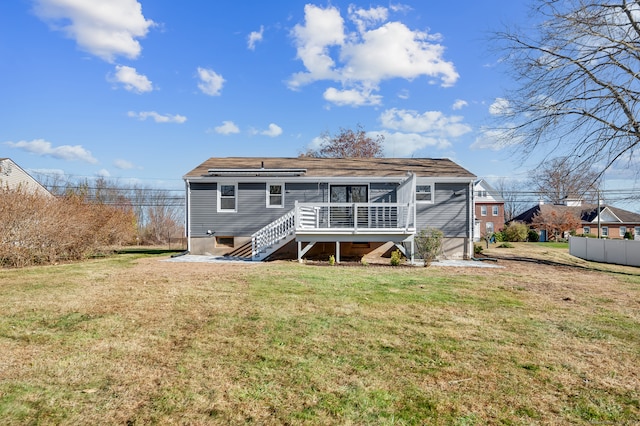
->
[335,241,340,263]
[410,239,415,265]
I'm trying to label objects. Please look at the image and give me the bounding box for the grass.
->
[0,247,639,424]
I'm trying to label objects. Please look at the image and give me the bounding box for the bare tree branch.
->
[492,0,640,180]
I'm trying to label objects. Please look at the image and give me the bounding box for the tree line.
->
[1,175,185,268]
[37,174,186,246]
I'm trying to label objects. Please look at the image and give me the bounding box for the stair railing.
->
[251,209,296,259]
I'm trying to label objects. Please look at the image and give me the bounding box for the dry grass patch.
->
[0,248,639,424]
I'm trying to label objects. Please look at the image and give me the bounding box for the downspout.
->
[185,179,192,253]
[467,180,474,260]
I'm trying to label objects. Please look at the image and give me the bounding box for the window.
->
[492,205,499,216]
[480,205,487,216]
[216,236,234,247]
[602,226,608,237]
[416,184,432,202]
[218,183,237,212]
[620,226,627,237]
[267,183,284,208]
[583,227,590,234]
[635,227,640,237]
[486,222,494,234]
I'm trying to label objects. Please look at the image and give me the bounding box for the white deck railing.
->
[251,201,416,260]
[295,201,415,233]
[251,209,296,259]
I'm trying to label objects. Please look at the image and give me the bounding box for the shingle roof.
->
[184,157,476,179]
[511,203,640,224]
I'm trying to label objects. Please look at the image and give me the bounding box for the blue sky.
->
[2,0,636,208]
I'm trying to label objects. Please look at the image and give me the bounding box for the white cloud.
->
[471,125,523,151]
[288,5,458,104]
[96,169,111,177]
[248,25,264,50]
[289,4,345,89]
[33,0,154,62]
[374,108,472,156]
[214,121,240,135]
[348,5,388,33]
[379,108,471,137]
[197,67,225,96]
[489,97,512,115]
[4,139,97,163]
[323,87,382,106]
[389,3,412,13]
[397,89,410,100]
[452,99,468,110]
[261,123,283,137]
[114,159,135,169]
[380,131,450,157]
[127,111,187,123]
[109,65,153,93]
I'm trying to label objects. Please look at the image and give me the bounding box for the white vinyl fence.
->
[569,236,640,267]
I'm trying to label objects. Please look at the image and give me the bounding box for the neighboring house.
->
[511,199,640,241]
[183,157,477,262]
[473,179,505,241]
[0,158,52,197]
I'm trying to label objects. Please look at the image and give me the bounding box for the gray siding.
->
[416,183,469,237]
[189,180,468,238]
[190,181,327,237]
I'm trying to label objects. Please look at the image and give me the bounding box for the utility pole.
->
[597,188,601,238]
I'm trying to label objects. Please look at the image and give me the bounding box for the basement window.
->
[216,237,234,247]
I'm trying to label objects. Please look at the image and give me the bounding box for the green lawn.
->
[1,252,639,424]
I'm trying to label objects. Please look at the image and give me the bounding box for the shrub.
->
[624,231,633,240]
[414,227,444,267]
[328,255,335,266]
[503,222,529,242]
[474,244,484,255]
[0,187,136,268]
[494,231,506,242]
[497,242,514,248]
[390,249,403,266]
[527,230,540,242]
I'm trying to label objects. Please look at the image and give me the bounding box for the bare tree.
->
[530,157,600,204]
[493,178,530,221]
[301,124,384,158]
[493,0,640,180]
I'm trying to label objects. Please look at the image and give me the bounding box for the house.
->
[511,199,640,241]
[183,157,477,262]
[0,158,52,197]
[473,179,505,240]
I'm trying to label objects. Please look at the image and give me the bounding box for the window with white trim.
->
[267,183,284,208]
[492,205,499,216]
[583,227,590,234]
[480,205,487,216]
[218,183,237,212]
[620,226,627,237]
[416,184,432,202]
[602,226,608,237]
